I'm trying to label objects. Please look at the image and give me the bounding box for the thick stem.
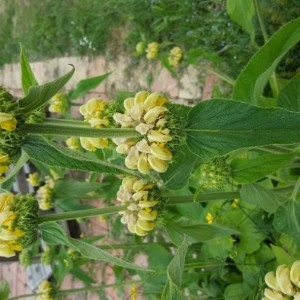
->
[38,205,127,224]
[20,119,139,138]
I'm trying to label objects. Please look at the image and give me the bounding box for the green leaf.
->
[271,245,298,268]
[278,74,300,112]
[53,179,106,200]
[231,152,295,184]
[240,183,287,213]
[71,266,96,284]
[233,17,300,104]
[185,99,300,159]
[0,281,9,300]
[164,221,239,246]
[226,0,255,43]
[39,222,152,272]
[224,283,252,300]
[160,144,198,189]
[20,47,38,94]
[22,135,133,175]
[274,200,300,251]
[68,72,111,100]
[161,237,189,300]
[18,66,75,114]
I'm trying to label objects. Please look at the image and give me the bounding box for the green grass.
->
[0,0,299,77]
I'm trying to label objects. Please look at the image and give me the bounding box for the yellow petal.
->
[144,93,161,109]
[132,179,147,192]
[89,138,109,149]
[80,137,96,152]
[124,97,134,111]
[150,143,173,161]
[125,147,139,169]
[264,288,288,300]
[134,91,149,105]
[265,271,279,291]
[132,191,148,201]
[148,155,168,173]
[147,130,172,143]
[137,219,155,231]
[276,265,295,296]
[290,261,300,288]
[143,106,167,124]
[138,201,158,209]
[0,242,16,257]
[138,209,157,221]
[0,153,9,163]
[113,113,135,127]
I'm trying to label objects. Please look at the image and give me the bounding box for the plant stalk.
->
[20,119,140,138]
[38,205,127,223]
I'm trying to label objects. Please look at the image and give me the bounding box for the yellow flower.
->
[168,46,183,67]
[113,91,175,174]
[37,280,55,300]
[205,212,214,224]
[36,183,54,211]
[117,176,161,236]
[0,193,38,257]
[131,283,137,300]
[27,172,42,187]
[48,93,68,114]
[146,42,159,59]
[0,112,17,131]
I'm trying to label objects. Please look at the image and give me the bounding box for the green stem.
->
[8,280,142,300]
[254,0,279,97]
[38,187,295,224]
[38,205,127,224]
[20,119,139,138]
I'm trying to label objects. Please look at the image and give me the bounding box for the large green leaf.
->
[68,72,111,100]
[233,17,300,104]
[226,0,255,43]
[185,99,300,159]
[161,237,189,300]
[224,283,252,300]
[231,153,295,184]
[39,222,152,272]
[164,221,239,246]
[20,47,38,94]
[18,66,74,114]
[22,135,133,175]
[160,143,198,189]
[278,74,300,112]
[240,183,287,213]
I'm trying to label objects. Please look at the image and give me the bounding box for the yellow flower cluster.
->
[113,91,173,174]
[146,42,159,59]
[48,93,68,114]
[79,98,110,151]
[36,177,55,211]
[0,193,25,257]
[205,212,214,224]
[37,280,55,300]
[0,112,17,132]
[117,176,160,236]
[264,261,300,299]
[168,46,183,67]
